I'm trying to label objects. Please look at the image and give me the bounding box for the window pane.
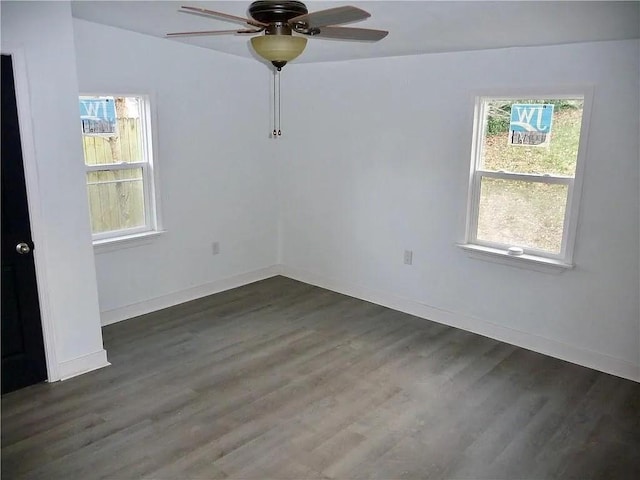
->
[81,96,142,166]
[481,99,583,176]
[477,177,568,254]
[86,168,146,234]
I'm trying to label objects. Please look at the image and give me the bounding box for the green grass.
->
[477,179,568,253]
[482,107,582,176]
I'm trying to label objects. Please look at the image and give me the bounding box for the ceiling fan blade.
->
[289,6,370,29]
[167,28,262,37]
[179,5,267,28]
[307,26,388,41]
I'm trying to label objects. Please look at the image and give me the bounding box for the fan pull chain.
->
[277,71,282,136]
[272,69,277,137]
[271,69,283,138]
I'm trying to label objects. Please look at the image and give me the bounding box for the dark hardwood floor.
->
[2,276,639,479]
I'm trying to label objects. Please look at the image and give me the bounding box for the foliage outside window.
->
[79,95,159,242]
[465,94,588,265]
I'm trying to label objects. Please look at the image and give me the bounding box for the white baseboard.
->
[100,265,283,326]
[280,265,640,383]
[58,349,110,381]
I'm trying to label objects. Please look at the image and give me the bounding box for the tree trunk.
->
[108,98,130,227]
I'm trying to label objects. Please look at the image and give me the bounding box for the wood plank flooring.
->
[2,276,639,479]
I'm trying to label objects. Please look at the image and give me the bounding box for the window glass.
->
[480,99,583,176]
[81,97,142,165]
[86,169,145,234]
[477,178,569,254]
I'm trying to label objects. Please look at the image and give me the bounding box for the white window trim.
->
[93,230,165,254]
[80,92,164,249]
[458,243,574,274]
[459,86,594,271]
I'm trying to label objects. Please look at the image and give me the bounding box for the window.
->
[462,92,591,268]
[79,95,160,243]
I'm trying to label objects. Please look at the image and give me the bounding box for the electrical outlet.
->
[404,250,413,265]
[212,241,220,255]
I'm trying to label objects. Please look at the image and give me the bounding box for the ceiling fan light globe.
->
[250,35,307,65]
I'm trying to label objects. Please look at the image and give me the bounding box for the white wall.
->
[7,6,636,385]
[72,20,279,322]
[69,17,640,381]
[279,40,640,381]
[1,1,107,380]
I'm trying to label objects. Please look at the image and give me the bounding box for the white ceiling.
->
[71,1,640,64]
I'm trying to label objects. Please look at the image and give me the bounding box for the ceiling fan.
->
[167,1,389,69]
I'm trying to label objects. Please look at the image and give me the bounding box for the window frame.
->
[461,87,594,270]
[79,93,163,248]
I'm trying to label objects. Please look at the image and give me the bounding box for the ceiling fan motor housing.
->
[248,1,308,25]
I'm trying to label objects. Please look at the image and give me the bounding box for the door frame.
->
[2,47,60,382]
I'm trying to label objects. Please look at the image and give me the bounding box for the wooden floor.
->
[2,276,639,479]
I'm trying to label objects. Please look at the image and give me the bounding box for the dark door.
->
[1,54,47,394]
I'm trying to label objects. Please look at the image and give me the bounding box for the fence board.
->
[83,117,144,233]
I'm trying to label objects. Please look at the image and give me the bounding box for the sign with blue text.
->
[509,103,554,146]
[79,97,117,135]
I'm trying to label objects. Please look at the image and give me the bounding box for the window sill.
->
[93,230,165,254]
[457,243,573,274]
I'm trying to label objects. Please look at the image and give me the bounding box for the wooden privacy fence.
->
[82,117,141,165]
[82,117,146,234]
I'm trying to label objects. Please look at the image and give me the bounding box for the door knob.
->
[16,243,31,254]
